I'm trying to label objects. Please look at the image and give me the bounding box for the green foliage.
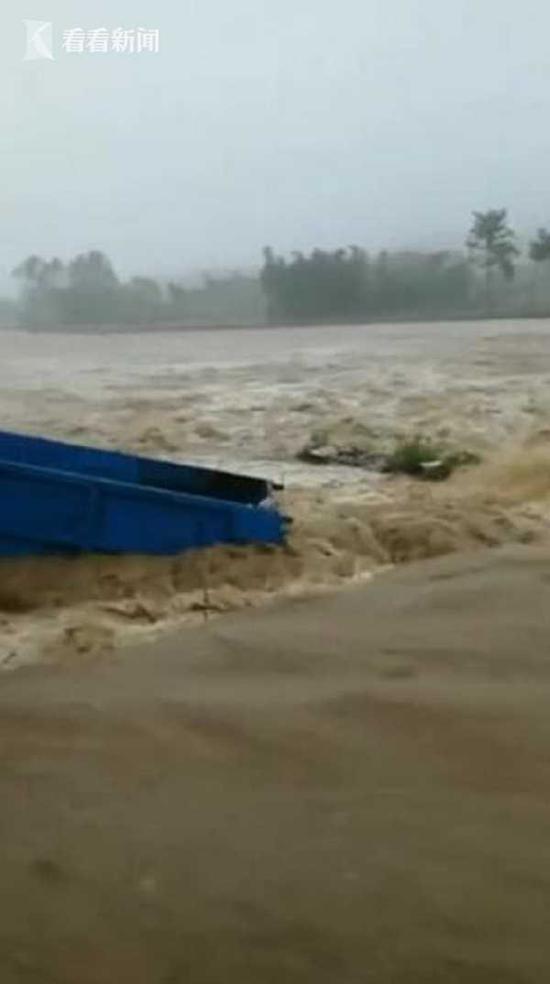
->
[13,251,122,326]
[383,437,445,477]
[370,250,472,316]
[383,438,480,481]
[68,251,118,291]
[16,207,550,329]
[529,228,550,263]
[261,246,472,323]
[466,209,519,310]
[261,246,368,322]
[12,253,266,328]
[118,277,164,324]
[168,273,266,325]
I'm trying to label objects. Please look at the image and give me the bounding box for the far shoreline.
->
[8,310,550,335]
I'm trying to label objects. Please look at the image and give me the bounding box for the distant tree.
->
[12,256,66,325]
[167,281,186,316]
[13,255,64,290]
[166,273,266,326]
[119,276,163,324]
[529,228,550,263]
[13,251,121,326]
[260,247,286,321]
[129,276,162,301]
[12,255,43,286]
[68,250,118,292]
[528,228,550,312]
[466,209,519,309]
[62,251,119,324]
[260,244,473,323]
[260,246,368,323]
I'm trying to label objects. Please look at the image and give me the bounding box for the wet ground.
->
[1,544,550,982]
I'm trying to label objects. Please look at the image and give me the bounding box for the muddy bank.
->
[2,544,550,982]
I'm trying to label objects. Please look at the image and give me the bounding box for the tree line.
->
[261,211,550,323]
[261,245,471,321]
[11,210,550,328]
[12,252,264,328]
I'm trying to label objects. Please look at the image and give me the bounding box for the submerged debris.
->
[297,443,388,470]
[298,433,481,481]
[382,439,481,480]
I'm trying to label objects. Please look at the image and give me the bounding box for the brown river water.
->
[3,320,550,982]
[1,318,550,667]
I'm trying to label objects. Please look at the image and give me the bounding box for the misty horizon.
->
[3,0,550,292]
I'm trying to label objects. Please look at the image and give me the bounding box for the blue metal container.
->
[0,431,287,556]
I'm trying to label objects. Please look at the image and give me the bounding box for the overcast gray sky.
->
[2,0,550,289]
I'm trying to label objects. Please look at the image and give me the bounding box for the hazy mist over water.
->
[3,0,550,291]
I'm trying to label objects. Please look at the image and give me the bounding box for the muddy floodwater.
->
[3,320,550,982]
[1,318,550,666]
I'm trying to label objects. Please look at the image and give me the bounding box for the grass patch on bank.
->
[382,438,481,481]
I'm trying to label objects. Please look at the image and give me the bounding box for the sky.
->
[2,0,550,290]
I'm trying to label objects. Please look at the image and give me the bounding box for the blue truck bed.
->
[0,431,287,556]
